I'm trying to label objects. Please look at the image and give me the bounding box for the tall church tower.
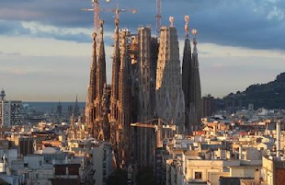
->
[86,20,107,139]
[137,27,153,122]
[189,29,202,133]
[94,20,107,139]
[182,16,193,133]
[155,17,185,131]
[86,31,97,135]
[110,18,121,145]
[182,16,202,133]
[136,27,156,166]
[112,28,134,167]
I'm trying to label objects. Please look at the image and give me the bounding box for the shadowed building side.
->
[136,27,157,166]
[182,36,192,133]
[188,29,202,133]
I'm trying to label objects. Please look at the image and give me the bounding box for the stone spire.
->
[93,20,107,138]
[110,18,120,122]
[182,15,193,132]
[116,29,133,167]
[89,32,97,104]
[96,20,107,102]
[188,29,202,133]
[86,32,97,134]
[118,30,129,122]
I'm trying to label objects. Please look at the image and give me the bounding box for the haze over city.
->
[0,0,284,101]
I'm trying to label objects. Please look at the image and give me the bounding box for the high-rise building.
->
[202,95,215,117]
[155,25,185,131]
[56,101,62,117]
[0,90,23,127]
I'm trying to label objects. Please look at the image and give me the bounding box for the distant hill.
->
[224,72,285,109]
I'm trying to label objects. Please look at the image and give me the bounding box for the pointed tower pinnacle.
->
[85,32,97,133]
[96,19,107,99]
[89,32,97,103]
[188,28,202,133]
[110,18,120,121]
[192,29,198,54]
[182,15,193,132]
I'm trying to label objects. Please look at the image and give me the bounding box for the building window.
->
[194,172,202,180]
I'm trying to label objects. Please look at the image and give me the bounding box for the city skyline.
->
[0,0,284,101]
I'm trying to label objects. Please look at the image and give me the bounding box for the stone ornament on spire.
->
[115,17,119,26]
[92,32,97,42]
[184,15,190,38]
[169,16,174,27]
[192,29,198,53]
[91,32,97,57]
[100,19,104,35]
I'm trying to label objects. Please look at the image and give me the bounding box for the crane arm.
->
[130,123,156,129]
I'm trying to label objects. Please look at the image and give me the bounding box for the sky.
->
[0,0,284,102]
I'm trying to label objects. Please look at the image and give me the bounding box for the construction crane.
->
[101,8,137,20]
[81,0,112,34]
[130,118,176,148]
[82,7,137,25]
[156,0,162,37]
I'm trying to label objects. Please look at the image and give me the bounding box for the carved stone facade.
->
[155,26,185,130]
[136,27,157,166]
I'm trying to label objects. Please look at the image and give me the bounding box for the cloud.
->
[0,0,284,50]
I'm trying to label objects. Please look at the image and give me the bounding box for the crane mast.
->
[80,0,111,35]
[156,0,161,37]
[93,0,100,34]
